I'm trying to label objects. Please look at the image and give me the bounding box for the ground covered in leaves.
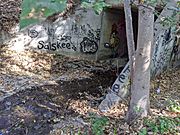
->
[0,45,179,135]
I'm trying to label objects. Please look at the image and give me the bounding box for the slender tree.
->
[123,0,136,123]
[125,0,154,124]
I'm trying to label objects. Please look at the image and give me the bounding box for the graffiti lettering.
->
[112,64,130,93]
[71,24,79,35]
[38,40,76,51]
[28,22,100,55]
[71,24,88,36]
[118,74,126,83]
[71,23,100,40]
[123,65,130,73]
[164,27,171,42]
[60,35,72,42]
[87,30,95,40]
[28,29,39,38]
[80,37,98,54]
[43,25,56,38]
[112,84,120,94]
[81,25,87,35]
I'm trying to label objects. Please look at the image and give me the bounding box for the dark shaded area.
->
[0,69,116,135]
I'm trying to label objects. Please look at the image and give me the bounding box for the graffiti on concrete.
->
[80,37,98,54]
[28,29,39,38]
[28,22,100,54]
[71,23,100,39]
[71,24,88,36]
[45,27,55,38]
[71,23,100,54]
[152,27,174,76]
[112,64,130,94]
[37,35,77,51]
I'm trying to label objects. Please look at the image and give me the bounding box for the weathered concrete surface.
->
[4,6,132,62]
[98,9,126,59]
[99,1,178,112]
[98,8,138,59]
[5,7,102,60]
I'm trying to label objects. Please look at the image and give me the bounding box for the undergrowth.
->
[139,116,180,135]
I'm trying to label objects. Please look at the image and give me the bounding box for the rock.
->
[98,92,121,112]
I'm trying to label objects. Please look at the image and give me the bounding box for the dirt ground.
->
[0,45,179,135]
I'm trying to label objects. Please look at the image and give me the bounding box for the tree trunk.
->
[98,1,177,113]
[123,0,135,84]
[126,5,154,124]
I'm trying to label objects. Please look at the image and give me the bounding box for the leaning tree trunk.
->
[126,5,154,124]
[123,0,135,90]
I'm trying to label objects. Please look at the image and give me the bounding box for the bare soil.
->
[0,45,179,135]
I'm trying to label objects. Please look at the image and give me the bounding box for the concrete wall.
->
[98,9,126,59]
[98,9,138,60]
[23,7,102,60]
[17,7,138,62]
[5,5,179,70]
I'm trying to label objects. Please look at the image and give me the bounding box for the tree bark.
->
[123,1,136,121]
[126,5,154,124]
[123,0,136,82]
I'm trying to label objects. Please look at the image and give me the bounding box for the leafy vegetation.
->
[90,114,109,135]
[167,99,180,113]
[81,0,110,14]
[139,116,180,135]
[20,0,66,28]
[19,0,179,28]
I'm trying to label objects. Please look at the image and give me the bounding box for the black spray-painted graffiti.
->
[28,29,39,38]
[71,24,87,36]
[71,23,100,54]
[37,35,77,51]
[80,37,98,54]
[87,23,101,41]
[112,65,130,94]
[37,41,76,51]
[28,22,100,54]
[45,27,55,38]
[152,27,174,76]
[71,23,100,40]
